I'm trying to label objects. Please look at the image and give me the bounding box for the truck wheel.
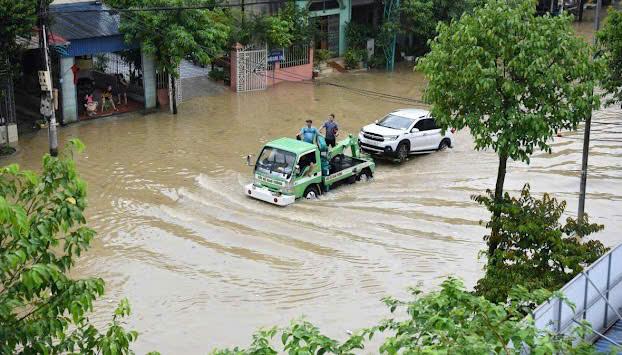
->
[357,168,372,182]
[396,142,409,163]
[303,185,320,200]
[438,139,451,151]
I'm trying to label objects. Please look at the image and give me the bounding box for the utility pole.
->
[171,74,178,115]
[38,0,59,157]
[578,0,602,220]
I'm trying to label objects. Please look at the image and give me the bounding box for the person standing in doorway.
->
[320,113,339,147]
[298,119,319,144]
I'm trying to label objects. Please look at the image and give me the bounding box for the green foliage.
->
[215,278,602,354]
[367,53,386,69]
[344,49,366,69]
[314,49,332,66]
[263,16,294,49]
[597,8,622,107]
[0,0,48,75]
[212,319,370,355]
[0,139,142,353]
[376,11,400,65]
[106,0,231,78]
[417,0,601,249]
[474,185,607,304]
[208,68,226,81]
[227,2,314,49]
[400,0,476,57]
[345,21,372,50]
[377,278,601,354]
[418,0,600,165]
[277,2,316,46]
[93,53,110,73]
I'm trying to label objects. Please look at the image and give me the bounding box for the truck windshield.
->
[255,147,296,179]
[377,114,414,130]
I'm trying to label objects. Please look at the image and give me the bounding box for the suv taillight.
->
[450,128,456,134]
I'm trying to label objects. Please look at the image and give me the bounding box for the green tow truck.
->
[244,134,375,206]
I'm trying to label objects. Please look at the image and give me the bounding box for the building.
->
[48,1,157,123]
[299,0,381,56]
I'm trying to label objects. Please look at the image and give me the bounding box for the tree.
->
[0,0,44,74]
[213,278,603,354]
[0,140,141,353]
[597,8,622,107]
[400,0,476,56]
[417,0,601,256]
[106,0,230,77]
[262,16,294,49]
[226,2,314,49]
[473,185,607,304]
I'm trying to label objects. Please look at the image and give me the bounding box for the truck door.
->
[294,151,320,191]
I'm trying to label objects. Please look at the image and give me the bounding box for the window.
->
[297,152,317,174]
[413,119,426,131]
[255,147,296,178]
[309,0,340,11]
[416,119,438,131]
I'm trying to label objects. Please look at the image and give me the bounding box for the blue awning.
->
[49,1,137,57]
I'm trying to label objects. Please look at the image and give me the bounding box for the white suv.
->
[358,109,455,163]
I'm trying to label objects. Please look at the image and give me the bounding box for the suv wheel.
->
[438,139,450,151]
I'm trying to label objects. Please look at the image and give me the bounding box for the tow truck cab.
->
[245,136,374,206]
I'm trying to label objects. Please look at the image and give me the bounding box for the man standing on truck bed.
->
[320,114,339,147]
[299,119,319,144]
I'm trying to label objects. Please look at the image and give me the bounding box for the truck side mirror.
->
[294,164,301,176]
[246,155,253,166]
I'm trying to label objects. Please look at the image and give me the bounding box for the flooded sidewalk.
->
[3,65,622,353]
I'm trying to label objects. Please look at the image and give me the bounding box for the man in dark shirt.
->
[320,114,339,147]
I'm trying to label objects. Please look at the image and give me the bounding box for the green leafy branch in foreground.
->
[213,278,604,355]
[0,139,142,354]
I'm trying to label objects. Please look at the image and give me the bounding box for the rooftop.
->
[49,1,121,40]
[267,138,316,155]
[391,108,430,120]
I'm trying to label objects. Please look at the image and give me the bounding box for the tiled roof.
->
[49,1,121,40]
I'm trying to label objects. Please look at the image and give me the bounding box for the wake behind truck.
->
[244,135,375,206]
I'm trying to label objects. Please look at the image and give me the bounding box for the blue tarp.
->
[49,1,136,57]
[594,319,622,354]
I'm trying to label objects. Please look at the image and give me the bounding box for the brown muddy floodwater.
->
[4,64,622,353]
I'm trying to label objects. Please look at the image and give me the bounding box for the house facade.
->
[49,1,157,123]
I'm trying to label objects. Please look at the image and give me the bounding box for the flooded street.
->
[4,65,622,353]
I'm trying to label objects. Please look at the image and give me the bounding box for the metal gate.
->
[236,45,267,92]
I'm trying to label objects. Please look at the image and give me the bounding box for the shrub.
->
[314,49,332,66]
[208,69,226,81]
[345,21,372,50]
[344,49,367,69]
[0,140,146,353]
[474,184,607,304]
